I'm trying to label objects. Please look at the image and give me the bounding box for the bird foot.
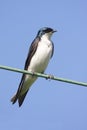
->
[46,74,54,80]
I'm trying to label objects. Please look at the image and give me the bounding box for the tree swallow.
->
[11,27,57,107]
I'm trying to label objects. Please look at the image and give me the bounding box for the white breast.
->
[28,36,53,73]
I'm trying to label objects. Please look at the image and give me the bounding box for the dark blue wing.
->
[11,37,40,106]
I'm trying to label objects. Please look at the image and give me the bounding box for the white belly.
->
[28,39,52,73]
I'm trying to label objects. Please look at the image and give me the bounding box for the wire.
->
[0,65,87,87]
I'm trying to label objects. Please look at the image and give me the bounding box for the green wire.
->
[0,65,87,87]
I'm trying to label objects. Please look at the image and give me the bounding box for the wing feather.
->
[11,37,40,106]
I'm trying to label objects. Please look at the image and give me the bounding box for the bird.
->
[11,27,57,107]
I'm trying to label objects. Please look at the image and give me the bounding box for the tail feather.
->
[11,90,29,107]
[18,90,28,107]
[11,94,18,104]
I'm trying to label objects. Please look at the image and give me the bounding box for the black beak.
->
[53,30,57,33]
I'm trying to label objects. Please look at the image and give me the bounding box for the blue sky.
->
[0,0,87,130]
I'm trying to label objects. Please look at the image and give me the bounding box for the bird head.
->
[37,27,57,39]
